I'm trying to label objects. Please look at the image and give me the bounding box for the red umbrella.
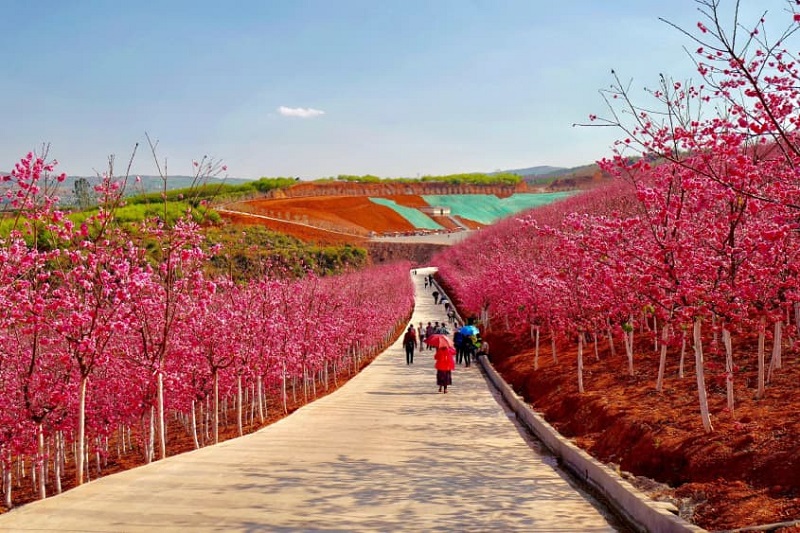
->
[425,334,454,349]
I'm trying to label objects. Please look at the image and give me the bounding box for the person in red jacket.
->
[434,346,456,393]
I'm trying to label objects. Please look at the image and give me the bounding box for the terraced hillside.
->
[220,184,576,244]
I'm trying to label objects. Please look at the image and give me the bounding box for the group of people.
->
[401,272,489,394]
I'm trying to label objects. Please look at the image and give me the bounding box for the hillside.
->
[219,181,576,244]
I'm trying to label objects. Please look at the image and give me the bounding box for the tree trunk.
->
[656,324,669,392]
[550,328,557,363]
[534,326,540,370]
[156,370,167,460]
[757,317,766,399]
[191,400,200,449]
[257,376,265,423]
[282,363,288,414]
[77,374,88,486]
[653,315,659,352]
[213,369,220,444]
[3,451,12,509]
[693,319,714,432]
[679,330,686,378]
[722,328,735,415]
[624,329,634,376]
[54,432,62,494]
[148,407,156,463]
[237,375,243,437]
[577,333,585,393]
[768,321,783,382]
[606,318,615,356]
[37,424,46,500]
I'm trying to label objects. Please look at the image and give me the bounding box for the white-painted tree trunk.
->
[3,450,12,509]
[679,330,686,378]
[577,333,585,393]
[282,362,288,414]
[213,370,220,444]
[656,324,669,392]
[606,318,615,356]
[768,321,783,383]
[37,425,46,500]
[257,376,264,423]
[593,331,599,361]
[653,315,659,352]
[551,328,557,363]
[191,400,200,449]
[77,375,88,486]
[693,319,714,432]
[757,317,766,399]
[148,406,156,463]
[722,328,734,415]
[237,375,243,437]
[54,432,62,494]
[534,326,540,370]
[156,370,167,460]
[624,330,634,376]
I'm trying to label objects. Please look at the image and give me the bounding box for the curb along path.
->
[0,267,620,532]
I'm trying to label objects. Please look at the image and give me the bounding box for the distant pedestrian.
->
[402,325,417,365]
[432,290,440,304]
[434,346,456,393]
[417,324,425,353]
[424,278,429,289]
[426,322,435,350]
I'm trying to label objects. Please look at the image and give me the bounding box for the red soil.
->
[221,195,483,243]
[234,196,416,234]
[484,328,800,531]
[384,195,429,208]
[219,211,367,246]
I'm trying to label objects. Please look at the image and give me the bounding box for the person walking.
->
[432,290,440,305]
[434,345,456,393]
[425,322,435,350]
[402,325,417,364]
[453,329,464,365]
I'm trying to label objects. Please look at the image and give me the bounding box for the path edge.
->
[477,354,707,533]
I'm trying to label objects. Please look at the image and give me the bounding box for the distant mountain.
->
[0,174,252,206]
[492,165,566,177]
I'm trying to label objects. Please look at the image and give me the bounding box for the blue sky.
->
[0,0,791,179]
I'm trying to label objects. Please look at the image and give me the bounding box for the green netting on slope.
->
[368,198,444,230]
[421,192,575,225]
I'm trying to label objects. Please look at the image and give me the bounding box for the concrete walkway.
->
[0,267,621,532]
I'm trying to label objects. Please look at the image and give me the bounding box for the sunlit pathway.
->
[0,267,621,532]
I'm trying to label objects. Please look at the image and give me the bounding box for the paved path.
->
[0,267,620,532]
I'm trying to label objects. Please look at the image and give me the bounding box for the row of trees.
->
[0,152,415,508]
[436,0,800,433]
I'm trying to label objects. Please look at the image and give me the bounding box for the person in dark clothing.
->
[453,330,464,365]
[432,290,440,304]
[402,325,417,364]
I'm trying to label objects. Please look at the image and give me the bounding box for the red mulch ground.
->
[483,328,800,531]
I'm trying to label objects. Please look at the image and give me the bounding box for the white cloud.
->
[278,106,325,118]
